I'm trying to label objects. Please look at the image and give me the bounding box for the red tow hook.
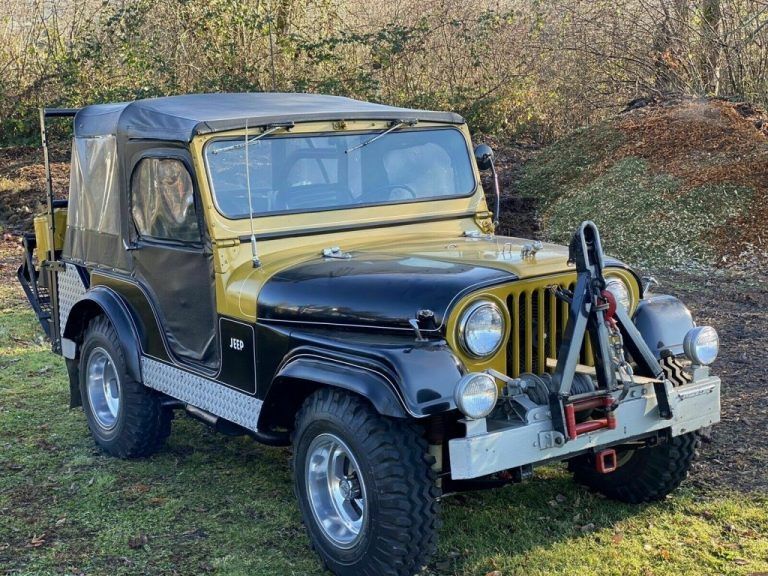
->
[564,396,617,440]
[595,448,618,474]
[600,289,618,330]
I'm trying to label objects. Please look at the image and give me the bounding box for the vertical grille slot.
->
[505,279,594,377]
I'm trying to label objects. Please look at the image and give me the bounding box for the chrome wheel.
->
[305,433,367,549]
[86,347,121,430]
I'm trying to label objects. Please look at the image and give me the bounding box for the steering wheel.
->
[371,184,417,202]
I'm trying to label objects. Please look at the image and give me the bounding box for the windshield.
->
[204,128,476,218]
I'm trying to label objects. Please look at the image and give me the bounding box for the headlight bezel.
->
[683,326,719,366]
[454,372,499,419]
[457,299,506,359]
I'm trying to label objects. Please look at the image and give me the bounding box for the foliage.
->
[542,157,753,268]
[2,0,768,145]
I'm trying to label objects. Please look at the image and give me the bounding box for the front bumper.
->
[448,375,720,480]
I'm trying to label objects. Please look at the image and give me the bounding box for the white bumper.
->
[448,376,720,480]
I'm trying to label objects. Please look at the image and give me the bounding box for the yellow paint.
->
[445,268,640,380]
[188,119,640,378]
[188,120,491,320]
[34,209,67,259]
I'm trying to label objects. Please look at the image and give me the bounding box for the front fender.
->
[257,334,466,431]
[270,354,407,418]
[633,294,695,358]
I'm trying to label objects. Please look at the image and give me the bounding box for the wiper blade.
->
[345,118,418,154]
[211,121,295,154]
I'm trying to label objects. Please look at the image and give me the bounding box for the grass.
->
[1,285,767,575]
[517,121,756,270]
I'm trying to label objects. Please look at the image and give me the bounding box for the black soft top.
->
[73,93,465,142]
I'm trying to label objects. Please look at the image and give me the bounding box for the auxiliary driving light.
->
[683,326,719,366]
[454,373,498,420]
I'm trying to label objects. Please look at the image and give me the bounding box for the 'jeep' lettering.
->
[229,337,245,351]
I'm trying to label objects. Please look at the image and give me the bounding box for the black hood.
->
[257,253,515,332]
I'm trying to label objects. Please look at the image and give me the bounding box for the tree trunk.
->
[700,0,722,95]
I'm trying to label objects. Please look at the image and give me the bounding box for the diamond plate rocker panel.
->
[58,263,87,331]
[141,357,262,432]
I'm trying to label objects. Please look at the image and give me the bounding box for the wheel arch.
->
[257,354,410,433]
[62,287,143,406]
[633,294,695,359]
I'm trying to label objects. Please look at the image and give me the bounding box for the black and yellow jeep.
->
[20,94,721,576]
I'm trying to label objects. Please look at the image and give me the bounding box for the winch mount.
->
[549,221,672,440]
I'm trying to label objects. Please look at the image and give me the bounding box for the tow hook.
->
[595,448,618,474]
[564,396,617,440]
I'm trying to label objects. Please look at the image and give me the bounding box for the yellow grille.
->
[506,281,593,377]
[446,269,639,378]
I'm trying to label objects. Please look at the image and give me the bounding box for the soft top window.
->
[67,136,119,235]
[204,128,476,218]
[63,135,127,268]
[131,158,200,243]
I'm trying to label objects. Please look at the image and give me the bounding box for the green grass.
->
[2,300,768,575]
[517,122,626,204]
[542,157,753,269]
[517,123,755,270]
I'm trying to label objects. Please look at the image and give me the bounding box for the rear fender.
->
[62,286,143,406]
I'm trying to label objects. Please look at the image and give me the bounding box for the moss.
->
[517,121,626,203]
[520,126,756,269]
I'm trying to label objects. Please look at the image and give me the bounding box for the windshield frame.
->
[202,125,478,221]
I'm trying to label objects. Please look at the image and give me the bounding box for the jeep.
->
[19,94,721,576]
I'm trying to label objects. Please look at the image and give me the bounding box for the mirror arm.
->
[489,157,500,231]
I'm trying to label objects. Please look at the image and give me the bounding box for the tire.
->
[79,316,172,458]
[570,432,700,503]
[292,388,440,576]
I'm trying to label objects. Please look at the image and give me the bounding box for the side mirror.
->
[473,144,501,231]
[474,144,494,171]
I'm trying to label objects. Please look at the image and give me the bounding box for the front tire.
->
[292,388,440,576]
[79,316,171,458]
[570,433,700,503]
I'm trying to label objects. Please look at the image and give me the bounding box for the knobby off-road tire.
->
[79,316,171,458]
[292,388,441,576]
[570,432,700,503]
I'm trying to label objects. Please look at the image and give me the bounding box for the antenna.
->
[244,120,261,268]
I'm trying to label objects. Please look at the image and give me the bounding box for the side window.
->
[131,158,200,243]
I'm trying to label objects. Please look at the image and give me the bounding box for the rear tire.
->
[570,433,700,503]
[79,316,171,458]
[292,388,440,576]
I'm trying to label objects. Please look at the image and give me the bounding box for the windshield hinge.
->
[213,238,241,249]
[321,246,352,260]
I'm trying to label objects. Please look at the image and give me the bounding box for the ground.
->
[1,237,767,576]
[511,98,768,273]
[2,101,768,575]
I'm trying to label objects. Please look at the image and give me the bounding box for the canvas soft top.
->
[73,93,465,142]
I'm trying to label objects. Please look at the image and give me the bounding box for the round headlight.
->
[454,373,498,419]
[683,326,719,365]
[458,300,505,358]
[605,277,631,311]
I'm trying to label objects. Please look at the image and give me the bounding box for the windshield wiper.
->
[211,121,294,154]
[345,118,418,154]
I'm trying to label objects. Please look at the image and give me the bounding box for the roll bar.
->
[38,106,79,351]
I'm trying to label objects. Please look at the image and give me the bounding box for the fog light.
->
[454,373,498,419]
[683,326,719,366]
